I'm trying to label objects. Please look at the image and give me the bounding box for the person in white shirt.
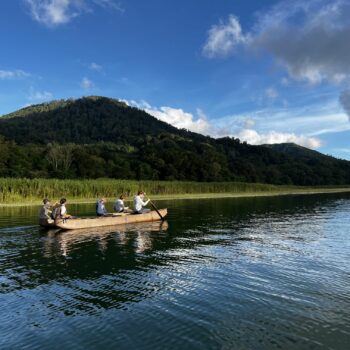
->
[114,195,129,213]
[96,198,108,216]
[133,191,151,214]
[54,198,72,220]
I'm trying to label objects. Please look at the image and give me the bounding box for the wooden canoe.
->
[54,209,167,230]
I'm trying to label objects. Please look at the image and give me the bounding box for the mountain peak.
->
[0,96,130,120]
[0,95,180,144]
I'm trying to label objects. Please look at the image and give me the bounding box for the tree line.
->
[1,136,350,185]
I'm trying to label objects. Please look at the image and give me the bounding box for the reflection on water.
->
[43,221,169,257]
[0,193,350,350]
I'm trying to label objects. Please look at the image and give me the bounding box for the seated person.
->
[113,195,129,213]
[133,191,151,214]
[50,202,60,219]
[39,198,53,223]
[39,198,51,219]
[96,198,108,216]
[54,198,72,220]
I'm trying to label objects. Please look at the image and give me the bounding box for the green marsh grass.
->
[0,178,349,205]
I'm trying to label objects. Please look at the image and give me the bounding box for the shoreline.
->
[1,187,350,207]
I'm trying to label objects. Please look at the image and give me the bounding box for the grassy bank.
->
[0,178,349,206]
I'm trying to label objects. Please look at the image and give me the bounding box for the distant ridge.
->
[263,143,331,159]
[0,96,349,185]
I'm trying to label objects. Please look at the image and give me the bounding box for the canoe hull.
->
[55,209,167,230]
[39,218,56,228]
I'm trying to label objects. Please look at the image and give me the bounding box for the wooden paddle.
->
[146,197,164,220]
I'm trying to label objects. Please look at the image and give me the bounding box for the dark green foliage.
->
[0,96,349,185]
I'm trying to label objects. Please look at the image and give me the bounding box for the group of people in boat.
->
[96,191,151,216]
[39,191,151,222]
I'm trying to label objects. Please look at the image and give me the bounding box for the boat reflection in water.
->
[43,221,169,257]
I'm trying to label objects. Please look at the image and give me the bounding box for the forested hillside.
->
[0,96,349,185]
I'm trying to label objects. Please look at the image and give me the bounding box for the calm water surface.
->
[0,194,349,349]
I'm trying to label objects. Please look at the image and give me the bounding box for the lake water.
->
[0,194,349,349]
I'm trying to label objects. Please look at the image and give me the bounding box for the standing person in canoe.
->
[96,198,108,216]
[134,191,151,214]
[54,198,72,220]
[114,194,129,213]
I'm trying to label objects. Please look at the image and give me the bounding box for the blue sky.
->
[1,0,350,159]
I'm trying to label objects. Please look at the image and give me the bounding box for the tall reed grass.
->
[0,178,286,203]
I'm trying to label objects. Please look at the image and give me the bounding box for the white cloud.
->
[80,77,94,89]
[203,15,247,58]
[24,0,82,26]
[127,100,211,134]
[244,118,256,129]
[196,108,208,121]
[146,106,211,134]
[129,100,151,109]
[0,69,31,80]
[28,89,53,101]
[89,62,103,72]
[24,0,123,27]
[264,108,350,137]
[236,129,322,149]
[92,0,124,12]
[211,96,350,149]
[215,99,350,137]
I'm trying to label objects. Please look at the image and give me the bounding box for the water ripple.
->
[0,194,350,349]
